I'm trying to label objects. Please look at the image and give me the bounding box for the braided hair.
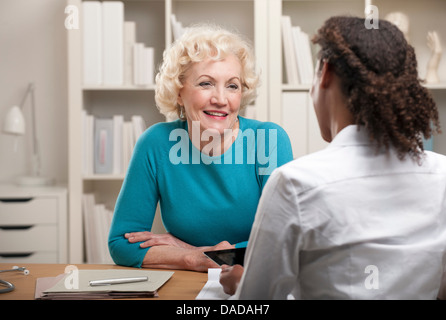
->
[312,16,440,162]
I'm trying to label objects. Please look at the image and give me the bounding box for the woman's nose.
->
[210,88,228,106]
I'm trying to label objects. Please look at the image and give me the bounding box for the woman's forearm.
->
[141,241,235,272]
[141,245,219,272]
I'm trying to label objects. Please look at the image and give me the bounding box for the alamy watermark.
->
[365,4,379,29]
[64,5,79,30]
[168,121,278,175]
[64,265,79,289]
[364,264,379,290]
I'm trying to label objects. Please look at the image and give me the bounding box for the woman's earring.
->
[180,106,185,120]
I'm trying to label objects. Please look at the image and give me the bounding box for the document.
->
[195,268,230,300]
[35,269,174,300]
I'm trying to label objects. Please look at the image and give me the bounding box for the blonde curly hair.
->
[155,24,259,120]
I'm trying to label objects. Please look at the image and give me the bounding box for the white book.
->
[124,21,136,85]
[122,121,133,174]
[144,47,154,85]
[93,204,105,263]
[131,115,146,142]
[102,1,124,85]
[81,110,88,175]
[133,43,144,85]
[82,1,102,85]
[94,118,114,174]
[300,30,314,85]
[113,115,124,174]
[96,204,113,264]
[292,26,307,86]
[82,113,95,175]
[282,92,309,159]
[82,193,96,263]
[281,16,299,85]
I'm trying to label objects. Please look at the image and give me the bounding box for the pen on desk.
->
[89,276,148,286]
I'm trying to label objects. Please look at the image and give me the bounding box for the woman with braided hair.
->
[220,16,446,299]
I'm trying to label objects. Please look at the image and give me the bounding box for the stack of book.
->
[82,111,146,176]
[82,1,155,87]
[82,193,114,264]
[281,16,314,85]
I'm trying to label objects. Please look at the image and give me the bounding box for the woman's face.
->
[178,54,242,136]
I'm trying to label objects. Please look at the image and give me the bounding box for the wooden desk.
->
[0,263,208,300]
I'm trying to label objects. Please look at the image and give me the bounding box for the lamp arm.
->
[19,83,41,177]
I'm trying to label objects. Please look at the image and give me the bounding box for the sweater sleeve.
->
[108,129,160,267]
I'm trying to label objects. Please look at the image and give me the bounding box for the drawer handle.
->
[0,198,34,203]
[0,225,34,230]
[0,253,34,258]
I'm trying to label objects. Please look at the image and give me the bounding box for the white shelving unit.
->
[269,0,446,157]
[67,0,446,263]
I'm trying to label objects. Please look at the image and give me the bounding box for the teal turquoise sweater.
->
[108,116,293,267]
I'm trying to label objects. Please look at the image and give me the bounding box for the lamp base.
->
[16,175,54,187]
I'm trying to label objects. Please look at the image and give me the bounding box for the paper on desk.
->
[195,268,230,300]
[36,269,174,300]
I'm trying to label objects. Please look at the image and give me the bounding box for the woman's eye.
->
[199,81,212,87]
[228,83,239,90]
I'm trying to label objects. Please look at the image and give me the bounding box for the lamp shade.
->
[3,105,25,135]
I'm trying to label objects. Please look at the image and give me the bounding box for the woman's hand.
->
[127,231,237,272]
[125,231,195,250]
[220,264,244,295]
[140,240,234,272]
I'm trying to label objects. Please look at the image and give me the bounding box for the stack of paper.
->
[281,15,314,85]
[35,269,174,300]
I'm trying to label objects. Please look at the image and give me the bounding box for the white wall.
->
[0,0,68,184]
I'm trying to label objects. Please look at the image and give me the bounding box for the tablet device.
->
[204,247,246,266]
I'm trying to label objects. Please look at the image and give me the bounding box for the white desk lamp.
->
[2,83,53,186]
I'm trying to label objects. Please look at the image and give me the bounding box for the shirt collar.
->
[328,125,373,148]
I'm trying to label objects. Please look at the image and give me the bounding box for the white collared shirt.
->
[235,125,446,299]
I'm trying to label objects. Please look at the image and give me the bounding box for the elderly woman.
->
[221,16,446,299]
[108,25,293,271]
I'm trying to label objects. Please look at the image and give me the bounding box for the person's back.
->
[223,16,446,300]
[280,125,446,299]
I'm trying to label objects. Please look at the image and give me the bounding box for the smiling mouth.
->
[203,111,228,117]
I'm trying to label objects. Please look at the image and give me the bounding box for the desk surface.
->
[0,263,208,300]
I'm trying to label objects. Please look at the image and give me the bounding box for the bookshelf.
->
[270,0,446,158]
[67,0,446,263]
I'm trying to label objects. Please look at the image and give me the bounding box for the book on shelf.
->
[124,21,136,85]
[94,118,114,174]
[82,193,114,264]
[82,1,155,87]
[282,15,314,86]
[102,1,124,85]
[82,1,102,85]
[133,44,155,86]
[82,111,146,176]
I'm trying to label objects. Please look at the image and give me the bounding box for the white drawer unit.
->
[0,184,67,263]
